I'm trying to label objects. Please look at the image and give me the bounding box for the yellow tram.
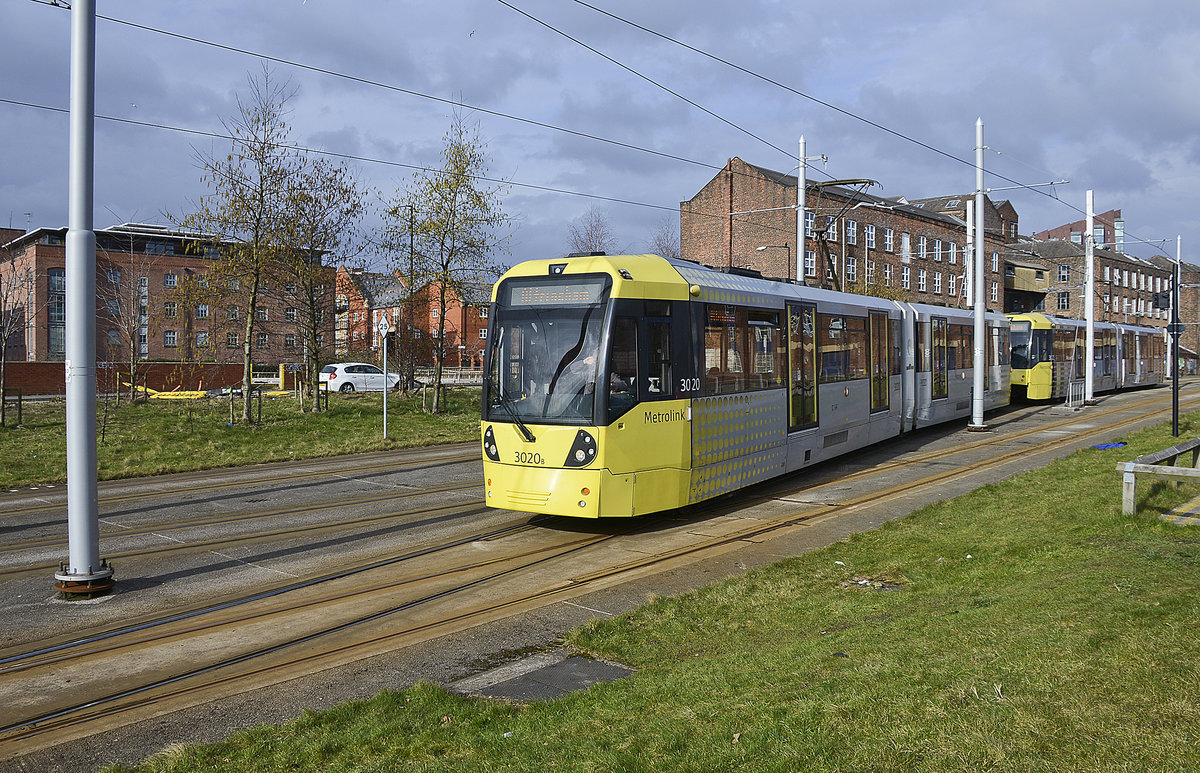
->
[1008,312,1164,400]
[481,253,1010,518]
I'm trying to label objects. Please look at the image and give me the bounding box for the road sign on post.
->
[377,318,392,438]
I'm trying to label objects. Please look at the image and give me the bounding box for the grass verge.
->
[0,390,480,489]
[103,415,1200,772]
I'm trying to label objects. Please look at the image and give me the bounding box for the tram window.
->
[890,319,902,375]
[646,318,672,398]
[817,314,868,383]
[704,304,746,394]
[748,310,783,389]
[607,317,639,422]
[915,320,927,372]
[948,324,972,370]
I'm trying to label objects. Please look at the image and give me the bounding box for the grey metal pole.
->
[56,0,112,596]
[969,118,987,430]
[965,200,974,308]
[1084,190,1096,404]
[797,137,806,285]
[1173,235,1181,437]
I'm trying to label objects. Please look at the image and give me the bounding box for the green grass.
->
[0,390,480,489]
[103,415,1200,772]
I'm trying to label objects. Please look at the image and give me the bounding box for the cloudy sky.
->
[3,0,1197,271]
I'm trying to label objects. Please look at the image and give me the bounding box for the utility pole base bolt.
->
[54,560,115,598]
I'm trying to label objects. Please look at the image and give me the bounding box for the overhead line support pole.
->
[969,118,987,431]
[1085,190,1096,405]
[57,0,113,597]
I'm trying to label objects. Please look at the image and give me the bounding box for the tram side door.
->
[932,317,948,400]
[869,311,889,412]
[787,304,818,431]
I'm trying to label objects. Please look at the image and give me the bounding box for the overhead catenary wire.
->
[564,0,1170,253]
[19,0,1172,256]
[0,97,802,244]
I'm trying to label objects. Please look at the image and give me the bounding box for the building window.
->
[825,216,838,242]
[479,306,489,319]
[107,300,120,318]
[107,268,121,284]
[196,304,209,319]
[479,328,488,339]
[990,282,998,304]
[933,272,942,294]
[846,220,857,245]
[285,284,298,296]
[804,251,816,277]
[164,273,178,288]
[917,268,927,292]
[949,243,957,264]
[284,333,296,349]
[885,263,893,287]
[49,268,66,293]
[256,307,268,322]
[884,228,894,252]
[934,239,942,261]
[228,306,240,321]
[865,259,876,285]
[164,301,178,318]
[431,308,440,319]
[227,333,239,348]
[805,211,815,237]
[1058,264,1071,282]
[991,253,999,273]
[865,224,876,249]
[1057,292,1070,310]
[107,329,120,348]
[901,265,911,290]
[949,275,957,297]
[196,331,209,348]
[164,330,178,348]
[257,332,269,349]
[285,307,298,322]
[918,235,927,259]
[1104,266,1111,282]
[846,256,857,283]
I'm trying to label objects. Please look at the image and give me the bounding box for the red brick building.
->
[1,223,334,367]
[680,158,1012,309]
[334,266,491,369]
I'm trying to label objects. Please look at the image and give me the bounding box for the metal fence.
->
[1065,379,1086,410]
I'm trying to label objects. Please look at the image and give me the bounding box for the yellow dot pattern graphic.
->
[688,391,787,505]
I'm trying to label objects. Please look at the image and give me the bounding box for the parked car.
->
[319,362,401,393]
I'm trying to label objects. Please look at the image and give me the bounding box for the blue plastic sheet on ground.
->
[1092,442,1127,450]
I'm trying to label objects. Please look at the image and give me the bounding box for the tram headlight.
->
[483,426,500,461]
[563,429,597,468]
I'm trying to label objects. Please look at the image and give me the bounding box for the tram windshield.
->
[1009,321,1051,369]
[484,274,612,425]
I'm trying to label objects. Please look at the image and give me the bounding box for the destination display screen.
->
[501,275,610,307]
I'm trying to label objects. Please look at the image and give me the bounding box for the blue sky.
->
[3,0,1197,270]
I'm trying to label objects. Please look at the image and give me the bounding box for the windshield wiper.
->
[487,376,536,442]
[498,397,536,442]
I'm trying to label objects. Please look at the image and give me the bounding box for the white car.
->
[320,362,401,393]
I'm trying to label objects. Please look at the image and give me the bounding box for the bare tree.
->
[384,114,509,413]
[179,66,299,422]
[96,234,164,403]
[278,155,366,411]
[647,216,681,260]
[567,207,617,255]
[0,259,38,422]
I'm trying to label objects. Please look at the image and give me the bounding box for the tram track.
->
[0,445,479,518]
[0,387,1187,758]
[0,480,482,565]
